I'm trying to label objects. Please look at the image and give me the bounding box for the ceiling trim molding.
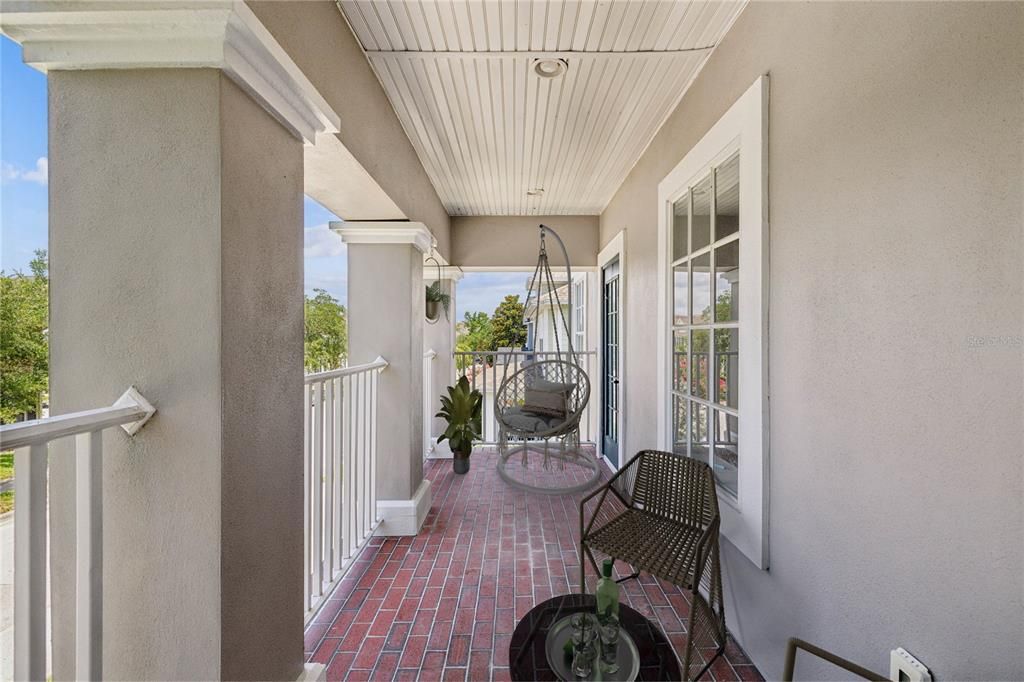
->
[333,222,433,254]
[0,1,340,144]
[423,266,465,282]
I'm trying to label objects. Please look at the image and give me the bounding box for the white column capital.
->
[332,221,433,254]
[0,0,339,144]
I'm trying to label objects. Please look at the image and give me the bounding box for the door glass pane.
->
[692,252,712,324]
[715,328,739,409]
[690,329,709,400]
[673,262,689,325]
[715,154,739,240]
[691,402,709,464]
[673,331,688,393]
[714,240,739,323]
[713,410,738,496]
[691,176,712,252]
[672,395,688,457]
[672,193,689,261]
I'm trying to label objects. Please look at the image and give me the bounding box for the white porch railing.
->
[423,349,436,460]
[453,350,598,444]
[0,387,156,682]
[303,357,387,623]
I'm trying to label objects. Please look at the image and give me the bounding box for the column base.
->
[374,479,431,536]
[426,438,455,460]
[298,663,326,681]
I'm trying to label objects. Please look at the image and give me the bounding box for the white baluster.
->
[75,430,103,681]
[14,443,47,682]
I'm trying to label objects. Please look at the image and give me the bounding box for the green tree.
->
[304,289,347,373]
[455,311,493,372]
[490,294,528,349]
[0,250,49,423]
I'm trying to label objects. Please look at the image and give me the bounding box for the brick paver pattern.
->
[305,449,763,681]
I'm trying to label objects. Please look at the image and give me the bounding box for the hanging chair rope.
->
[494,224,594,493]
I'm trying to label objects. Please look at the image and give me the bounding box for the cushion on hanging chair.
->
[500,406,566,433]
[523,379,575,417]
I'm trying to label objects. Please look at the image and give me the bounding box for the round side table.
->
[509,593,681,681]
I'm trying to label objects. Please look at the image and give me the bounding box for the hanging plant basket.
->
[424,255,449,324]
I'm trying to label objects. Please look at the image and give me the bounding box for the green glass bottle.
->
[595,558,620,622]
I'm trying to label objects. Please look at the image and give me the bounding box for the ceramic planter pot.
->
[453,451,470,474]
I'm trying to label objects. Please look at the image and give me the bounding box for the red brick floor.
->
[305,449,763,681]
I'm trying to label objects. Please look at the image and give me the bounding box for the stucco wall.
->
[599,3,1024,679]
[218,74,305,681]
[48,69,224,681]
[248,0,452,259]
[451,215,599,268]
[348,244,424,501]
[48,69,305,680]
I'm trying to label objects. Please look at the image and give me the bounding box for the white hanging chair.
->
[494,225,597,494]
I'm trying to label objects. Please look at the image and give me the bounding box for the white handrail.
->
[304,356,388,383]
[1,386,156,682]
[0,405,147,451]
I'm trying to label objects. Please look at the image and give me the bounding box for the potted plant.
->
[425,281,451,324]
[436,376,482,474]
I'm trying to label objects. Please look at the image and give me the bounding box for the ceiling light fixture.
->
[527,188,545,196]
[531,58,568,79]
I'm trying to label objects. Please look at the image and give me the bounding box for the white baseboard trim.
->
[375,479,431,536]
[426,438,454,460]
[298,663,326,681]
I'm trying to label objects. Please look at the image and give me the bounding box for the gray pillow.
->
[523,380,575,418]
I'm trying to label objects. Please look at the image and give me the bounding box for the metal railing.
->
[453,350,598,444]
[0,387,156,682]
[303,357,387,622]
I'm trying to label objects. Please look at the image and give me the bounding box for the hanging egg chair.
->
[494,225,599,494]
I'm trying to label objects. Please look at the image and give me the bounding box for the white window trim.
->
[656,75,770,569]
[597,231,627,472]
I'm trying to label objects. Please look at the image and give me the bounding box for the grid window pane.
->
[691,402,709,464]
[672,395,688,457]
[692,252,712,324]
[692,176,712,252]
[673,331,689,393]
[715,328,738,409]
[714,240,739,323]
[713,410,738,497]
[672,193,689,262]
[690,329,710,399]
[715,154,739,241]
[673,262,689,325]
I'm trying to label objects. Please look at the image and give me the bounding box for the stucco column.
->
[424,267,464,457]
[335,222,433,535]
[3,4,340,681]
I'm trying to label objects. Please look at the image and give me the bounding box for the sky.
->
[1,35,524,318]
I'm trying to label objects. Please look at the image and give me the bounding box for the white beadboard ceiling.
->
[337,1,747,216]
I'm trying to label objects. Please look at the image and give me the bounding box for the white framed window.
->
[657,76,769,569]
[573,278,586,352]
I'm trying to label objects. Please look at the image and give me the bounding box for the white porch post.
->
[424,266,463,457]
[335,222,433,535]
[2,3,338,680]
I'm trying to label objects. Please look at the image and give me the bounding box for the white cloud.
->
[304,223,345,258]
[1,157,48,186]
